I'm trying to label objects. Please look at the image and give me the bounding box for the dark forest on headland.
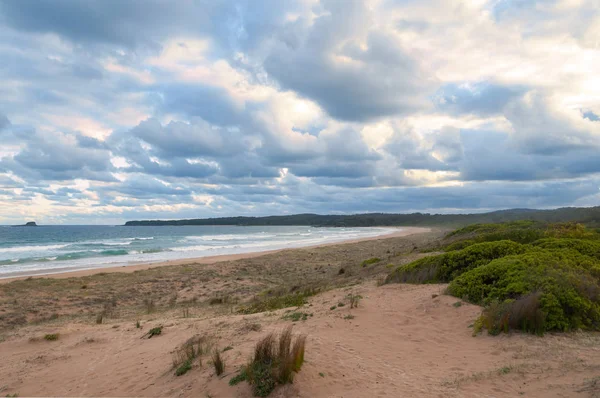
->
[125,206,600,228]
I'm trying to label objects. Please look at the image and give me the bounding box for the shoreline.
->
[0,227,430,283]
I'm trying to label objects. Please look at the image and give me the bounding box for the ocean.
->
[0,225,396,278]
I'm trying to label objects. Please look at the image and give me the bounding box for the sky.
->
[0,0,599,224]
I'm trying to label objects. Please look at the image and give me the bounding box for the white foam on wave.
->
[0,244,69,253]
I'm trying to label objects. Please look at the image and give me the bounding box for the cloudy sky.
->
[0,0,599,224]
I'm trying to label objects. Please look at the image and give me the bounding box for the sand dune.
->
[1,230,599,397]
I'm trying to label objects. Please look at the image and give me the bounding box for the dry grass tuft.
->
[242,325,307,397]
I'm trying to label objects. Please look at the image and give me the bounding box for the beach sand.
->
[0,227,598,397]
[0,227,425,282]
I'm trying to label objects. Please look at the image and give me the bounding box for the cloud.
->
[433,82,526,116]
[264,1,435,121]
[0,0,599,224]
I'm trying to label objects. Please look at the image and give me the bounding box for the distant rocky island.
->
[13,221,37,227]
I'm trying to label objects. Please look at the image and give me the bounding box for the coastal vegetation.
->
[229,326,306,397]
[386,221,600,335]
[124,206,600,227]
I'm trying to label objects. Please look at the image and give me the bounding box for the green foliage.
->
[229,368,248,386]
[532,238,600,260]
[175,359,192,376]
[282,312,311,322]
[223,346,233,352]
[387,240,529,284]
[146,326,162,338]
[448,251,600,332]
[361,257,381,267]
[387,221,600,335]
[239,289,317,315]
[44,333,59,341]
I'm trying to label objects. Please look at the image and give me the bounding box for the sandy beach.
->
[0,227,425,283]
[0,227,598,397]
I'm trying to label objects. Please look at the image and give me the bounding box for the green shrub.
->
[44,333,59,341]
[387,241,529,284]
[361,257,381,267]
[532,238,600,260]
[448,251,600,332]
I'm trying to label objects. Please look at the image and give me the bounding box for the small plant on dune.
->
[182,307,190,318]
[96,313,103,324]
[142,326,162,339]
[453,301,462,308]
[282,312,311,322]
[135,320,141,329]
[229,367,248,386]
[175,359,192,376]
[223,345,233,352]
[348,293,362,309]
[44,333,59,341]
[143,298,156,314]
[234,325,307,397]
[329,305,336,310]
[361,257,381,267]
[172,335,213,376]
[212,349,225,376]
[344,314,355,320]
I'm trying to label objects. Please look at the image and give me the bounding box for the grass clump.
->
[175,360,192,376]
[239,289,317,315]
[234,326,307,397]
[348,293,362,308]
[44,333,59,341]
[172,335,212,376]
[361,257,381,267]
[212,349,225,376]
[229,367,248,386]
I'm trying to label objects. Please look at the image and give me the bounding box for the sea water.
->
[0,225,396,278]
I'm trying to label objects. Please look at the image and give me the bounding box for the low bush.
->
[234,326,307,397]
[44,333,59,341]
[531,238,600,260]
[386,221,600,335]
[386,240,529,284]
[448,251,600,332]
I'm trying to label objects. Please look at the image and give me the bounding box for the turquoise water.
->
[0,225,396,278]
